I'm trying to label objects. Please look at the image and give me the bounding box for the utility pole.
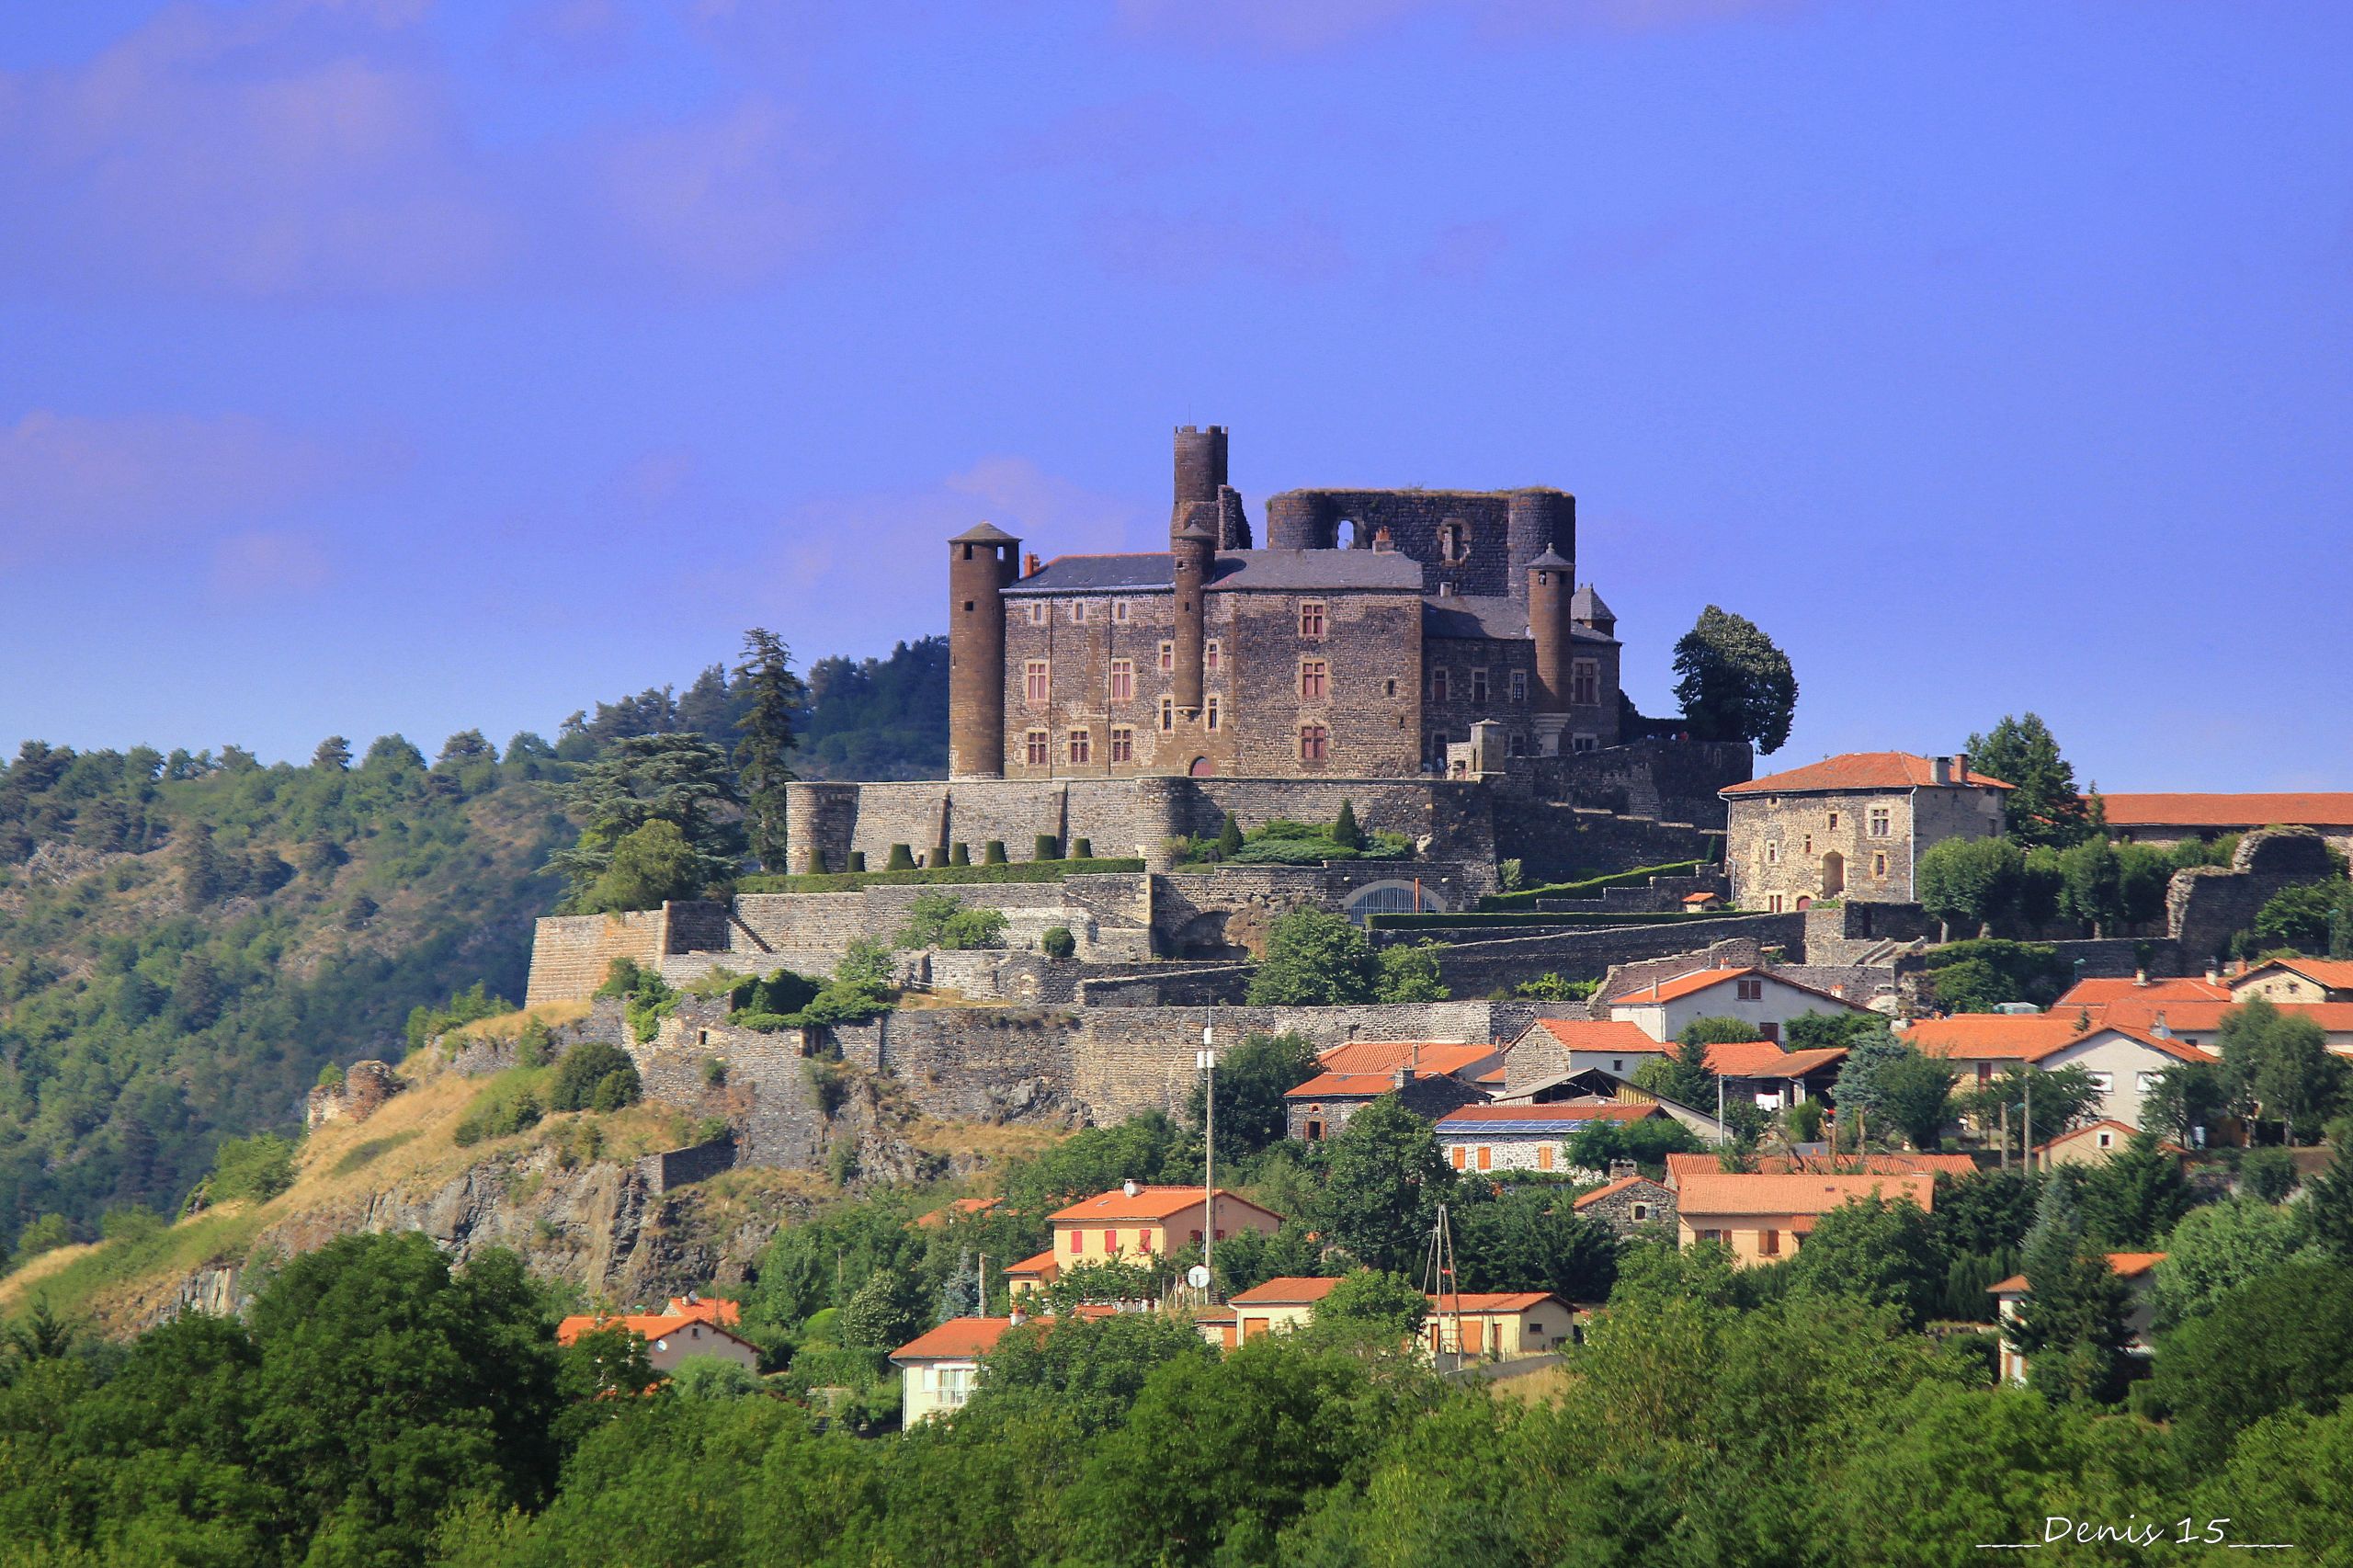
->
[977,1253,992,1317]
[2023,1077,2033,1176]
[1199,1022,1217,1298]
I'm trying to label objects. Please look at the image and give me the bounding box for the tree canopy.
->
[1964,714,2091,849]
[1669,606,1798,754]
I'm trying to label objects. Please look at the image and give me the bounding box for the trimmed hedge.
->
[1368,908,1742,932]
[1480,859,1711,912]
[737,858,1146,894]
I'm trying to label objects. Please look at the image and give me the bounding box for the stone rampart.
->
[2168,827,2344,965]
[1399,913,1807,997]
[525,910,666,1008]
[636,1137,739,1194]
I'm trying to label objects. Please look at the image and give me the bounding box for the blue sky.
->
[3,0,2347,790]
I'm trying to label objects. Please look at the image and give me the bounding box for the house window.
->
[1450,1145,1466,1169]
[1868,808,1892,838]
[1537,1144,1553,1172]
[1114,599,1130,623]
[1300,659,1329,699]
[1158,642,1175,674]
[1028,601,1047,625]
[1737,979,1763,1001]
[1510,670,1528,703]
[1471,669,1488,705]
[1299,601,1326,637]
[1571,659,1598,705]
[1765,841,1779,866]
[1760,1229,1780,1256]
[1138,1231,1153,1254]
[1802,834,1813,855]
[2136,1071,2160,1094]
[1612,1058,1625,1073]
[2086,1072,2113,1095]
[1304,1120,1324,1142]
[2097,1130,2114,1148]
[1572,733,1597,753]
[1206,639,1221,673]
[1631,1203,1650,1221]
[1206,696,1220,732]
[1873,853,1889,878]
[1025,660,1050,702]
[1299,723,1329,762]
[1159,698,1176,733]
[1108,659,1134,702]
[1978,1062,1995,1085]
[1071,600,1088,623]
[1767,894,1785,913]
[1068,730,1091,765]
[1024,730,1049,767]
[1431,669,1449,703]
[1476,1146,1493,1170]
[1110,727,1134,764]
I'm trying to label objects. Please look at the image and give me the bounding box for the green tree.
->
[2056,836,2123,937]
[1214,812,1244,859]
[1331,800,1364,852]
[966,1312,1214,1437]
[1633,1036,1717,1109]
[2306,1137,2353,1266]
[546,733,745,912]
[2152,1259,2353,1454]
[1451,1186,1620,1301]
[1915,835,2023,940]
[2254,881,2353,955]
[1955,1063,2103,1151]
[1786,1195,1944,1328]
[1186,1031,1320,1166]
[551,1042,640,1112]
[2006,1178,2132,1404]
[1374,941,1449,1003]
[1784,1009,1885,1052]
[733,628,805,873]
[207,1132,296,1204]
[1861,1049,1958,1151]
[2149,1198,2315,1330]
[1669,605,1798,754]
[837,1268,925,1350]
[2143,1059,2229,1147]
[1310,1268,1427,1341]
[1315,1095,1452,1273]
[2074,1131,2193,1247]
[1245,908,1379,1006]
[579,819,712,913]
[2221,996,2346,1144]
[1965,713,2091,848]
[2115,843,2177,930]
[669,1355,761,1400]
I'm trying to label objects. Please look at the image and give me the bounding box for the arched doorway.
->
[1820,851,1845,897]
[1188,756,1214,778]
[1796,896,1813,912]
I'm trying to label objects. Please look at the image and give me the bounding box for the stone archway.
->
[1821,851,1846,898]
[1188,756,1214,777]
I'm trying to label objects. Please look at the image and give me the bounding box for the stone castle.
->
[949,426,1624,782]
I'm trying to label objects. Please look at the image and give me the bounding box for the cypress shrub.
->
[1215,812,1245,858]
[885,844,917,872]
[951,842,972,866]
[983,841,1007,865]
[1034,834,1061,862]
[1042,926,1076,960]
[806,848,828,875]
[1070,838,1093,860]
[848,851,868,872]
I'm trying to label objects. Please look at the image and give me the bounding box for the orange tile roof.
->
[2233,959,2353,992]
[1003,1248,1058,1278]
[1049,1186,1281,1225]
[1665,1152,1975,1179]
[1571,1176,1659,1209]
[1520,1018,1665,1052]
[892,1316,1019,1362]
[1908,1013,2218,1064]
[915,1197,1002,1229]
[1701,1040,1849,1078]
[2034,1119,2187,1156]
[1675,1172,1934,1217]
[1722,752,2012,796]
[1427,1291,1563,1312]
[556,1312,758,1353]
[2097,792,2353,829]
[664,1295,741,1326]
[2097,999,2353,1038]
[1475,1066,1506,1084]
[1436,1102,1661,1126]
[1608,966,1867,1012]
[2057,977,2230,1005]
[1990,1252,2166,1296]
[1286,1071,1442,1098]
[1228,1276,1343,1306]
[1316,1040,1498,1077]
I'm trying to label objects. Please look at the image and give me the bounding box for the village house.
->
[1720,751,2011,911]
[2228,958,2353,1006]
[1661,1152,1975,1187]
[1572,1171,1677,1237]
[1903,1015,2219,1131]
[2033,1120,2185,1170]
[555,1300,761,1376]
[1006,1183,1283,1299]
[1699,1040,1850,1114]
[1675,1172,1934,1266]
[2056,974,2230,1007]
[1434,1102,1671,1174]
[1424,1291,1577,1361]
[1220,1276,1341,1345]
[2096,791,2353,861]
[1498,1017,1674,1092]
[1603,966,1873,1046]
[1284,1063,1487,1142]
[1991,1254,2165,1385]
[2091,996,2353,1056]
[892,1314,1025,1423]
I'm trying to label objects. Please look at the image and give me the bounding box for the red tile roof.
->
[1003,1248,1058,1278]
[1519,1018,1665,1053]
[1675,1172,1934,1217]
[1663,1151,1974,1180]
[1722,752,2012,796]
[2034,1119,2187,1156]
[2097,999,2353,1039]
[1571,1176,1660,1210]
[1608,966,1868,1012]
[1228,1276,1343,1306]
[2057,976,2230,1006]
[915,1197,1002,1229]
[1907,1014,2217,1065]
[2234,959,2353,993]
[1315,1040,1498,1077]
[664,1295,741,1326]
[1701,1040,1849,1078]
[1427,1291,1564,1312]
[1989,1252,2166,1296]
[1286,1071,1439,1098]
[557,1312,758,1353]
[2097,792,2353,829]
[891,1316,1020,1362]
[1435,1102,1662,1126]
[1049,1186,1281,1225]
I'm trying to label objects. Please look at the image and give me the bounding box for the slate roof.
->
[1009,552,1172,593]
[1571,583,1615,623]
[1421,596,1528,640]
[950,520,1019,544]
[1721,752,2014,796]
[1007,548,1428,596]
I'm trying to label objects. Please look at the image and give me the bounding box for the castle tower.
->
[949,521,1020,778]
[1528,547,1574,756]
[1170,505,1215,720]
[1506,490,1575,603]
[1173,425,1228,510]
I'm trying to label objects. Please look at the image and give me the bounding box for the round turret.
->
[949,521,1020,778]
[1170,506,1215,718]
[1528,546,1574,722]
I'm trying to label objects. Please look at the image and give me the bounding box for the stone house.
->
[1902,1016,2218,1131]
[1283,1067,1487,1143]
[1603,964,1874,1046]
[1697,1040,1850,1114]
[1993,1254,2164,1385]
[2229,958,2353,1005]
[1720,751,2011,912]
[1675,1172,1934,1266]
[1499,1017,1672,1094]
[1571,1171,1677,1237]
[1435,1102,1669,1175]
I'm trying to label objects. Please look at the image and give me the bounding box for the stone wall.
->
[1397,912,1808,997]
[635,1137,739,1194]
[304,1060,402,1130]
[524,909,666,1008]
[2168,827,2344,965]
[1518,738,1752,827]
[1493,804,1722,883]
[1802,900,1938,964]
[1153,859,1492,959]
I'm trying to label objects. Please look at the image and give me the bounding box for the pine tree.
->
[733,629,805,873]
[1215,812,1244,859]
[1966,714,2092,848]
[1332,800,1364,851]
[2010,1176,2132,1403]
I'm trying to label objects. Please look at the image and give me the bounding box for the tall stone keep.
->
[949,521,1020,778]
[1527,547,1574,756]
[1170,506,1214,719]
[1173,424,1228,509]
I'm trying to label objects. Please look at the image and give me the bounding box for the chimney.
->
[1372,526,1394,552]
[1929,756,1951,786]
[1022,551,1040,577]
[1392,1065,1411,1090]
[1121,1178,1140,1199]
[1608,1158,1637,1183]
[2134,969,2148,988]
[1952,754,1969,780]
[1410,1042,1421,1075]
[1008,1306,1026,1327]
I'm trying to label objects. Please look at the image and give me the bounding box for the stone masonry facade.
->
[1722,753,2006,913]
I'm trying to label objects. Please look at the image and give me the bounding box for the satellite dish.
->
[1186,1265,1211,1290]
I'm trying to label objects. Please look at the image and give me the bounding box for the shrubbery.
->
[551,1043,641,1113]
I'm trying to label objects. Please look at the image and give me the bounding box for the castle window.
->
[1571,659,1598,706]
[1868,808,1892,838]
[1159,698,1175,733]
[1206,696,1220,732]
[1765,841,1779,866]
[1438,520,1467,562]
[1431,668,1449,703]
[1028,601,1047,626]
[1873,852,1889,878]
[1071,600,1089,624]
[1472,669,1488,705]
[1571,733,1597,754]
[1025,660,1050,703]
[1826,812,1839,831]
[1509,670,1527,703]
[1385,678,1398,699]
[1802,834,1813,855]
[1299,659,1329,700]
[1299,724,1329,762]
[1508,732,1526,757]
[1108,659,1134,703]
[1767,894,1785,913]
[1299,601,1326,638]
[1024,730,1049,767]
[1205,639,1221,673]
[1110,727,1134,763]
[1158,642,1175,674]
[1114,600,1130,623]
[1068,730,1091,765]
